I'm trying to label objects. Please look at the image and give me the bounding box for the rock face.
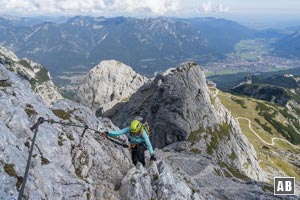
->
[104,63,216,146]
[153,150,290,200]
[0,64,132,199]
[104,62,266,181]
[0,46,63,105]
[1,61,298,199]
[76,60,148,113]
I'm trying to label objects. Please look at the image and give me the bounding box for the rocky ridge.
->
[231,74,300,106]
[0,46,63,105]
[104,62,266,181]
[1,59,297,199]
[76,60,148,114]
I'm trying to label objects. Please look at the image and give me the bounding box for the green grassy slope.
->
[214,88,300,180]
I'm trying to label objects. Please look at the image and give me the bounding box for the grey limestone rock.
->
[0,65,132,199]
[104,62,266,181]
[76,60,148,114]
[120,163,152,200]
[0,46,63,105]
[1,59,299,199]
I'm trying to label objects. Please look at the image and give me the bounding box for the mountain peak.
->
[103,62,265,181]
[76,60,148,113]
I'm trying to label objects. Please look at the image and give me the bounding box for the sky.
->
[1,0,300,20]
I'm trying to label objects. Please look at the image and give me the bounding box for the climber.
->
[102,119,156,166]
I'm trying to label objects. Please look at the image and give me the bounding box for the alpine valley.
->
[0,15,253,76]
[1,14,300,200]
[1,15,300,98]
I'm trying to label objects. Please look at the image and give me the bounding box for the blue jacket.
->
[108,127,154,154]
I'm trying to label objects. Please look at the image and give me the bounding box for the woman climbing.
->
[102,119,156,166]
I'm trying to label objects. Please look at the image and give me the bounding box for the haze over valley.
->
[1,14,300,97]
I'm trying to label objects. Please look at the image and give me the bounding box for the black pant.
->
[131,143,146,166]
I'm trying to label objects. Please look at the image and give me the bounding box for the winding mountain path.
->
[237,117,300,150]
[213,88,300,150]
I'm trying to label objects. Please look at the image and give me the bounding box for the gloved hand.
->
[101,131,108,137]
[150,154,157,161]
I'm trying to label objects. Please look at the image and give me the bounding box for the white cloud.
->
[202,0,212,13]
[216,3,229,13]
[116,0,179,15]
[0,0,180,16]
[200,0,229,14]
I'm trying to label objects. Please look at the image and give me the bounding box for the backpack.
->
[142,121,151,137]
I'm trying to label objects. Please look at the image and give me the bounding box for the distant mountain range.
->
[0,14,68,27]
[274,29,300,58]
[0,15,255,76]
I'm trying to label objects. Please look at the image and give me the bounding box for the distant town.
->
[203,55,300,76]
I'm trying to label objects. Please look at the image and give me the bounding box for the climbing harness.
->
[17,117,128,200]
